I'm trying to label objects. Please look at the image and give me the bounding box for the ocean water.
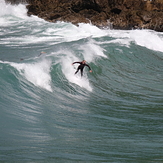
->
[0,0,163,162]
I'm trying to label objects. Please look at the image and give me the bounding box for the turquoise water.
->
[0,1,163,162]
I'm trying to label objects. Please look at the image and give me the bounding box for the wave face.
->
[0,1,163,162]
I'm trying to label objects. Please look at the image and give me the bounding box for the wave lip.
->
[10,59,53,92]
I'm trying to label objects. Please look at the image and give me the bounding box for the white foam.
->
[10,59,52,92]
[129,30,163,52]
[0,0,28,18]
[77,23,107,38]
[42,22,108,44]
[0,0,29,28]
[79,39,107,62]
[106,29,163,52]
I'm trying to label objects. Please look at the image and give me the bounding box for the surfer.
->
[72,60,92,77]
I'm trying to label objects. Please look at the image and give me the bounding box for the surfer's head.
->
[82,60,86,64]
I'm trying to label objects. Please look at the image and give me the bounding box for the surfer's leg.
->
[80,68,83,77]
[75,67,80,74]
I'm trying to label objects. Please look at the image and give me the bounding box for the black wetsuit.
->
[73,62,91,77]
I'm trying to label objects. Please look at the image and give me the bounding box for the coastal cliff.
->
[5,0,163,32]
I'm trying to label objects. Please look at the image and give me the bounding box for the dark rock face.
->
[5,0,163,32]
[5,0,26,4]
[107,0,163,31]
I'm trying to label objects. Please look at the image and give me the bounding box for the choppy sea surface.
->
[0,0,163,162]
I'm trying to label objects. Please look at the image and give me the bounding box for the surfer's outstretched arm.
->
[72,62,81,65]
[85,64,92,72]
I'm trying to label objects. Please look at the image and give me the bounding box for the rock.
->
[5,0,163,32]
[5,0,26,4]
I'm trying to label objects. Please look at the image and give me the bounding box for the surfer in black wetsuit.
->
[72,60,92,77]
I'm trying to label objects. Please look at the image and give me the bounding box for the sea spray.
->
[0,0,27,18]
[79,39,107,62]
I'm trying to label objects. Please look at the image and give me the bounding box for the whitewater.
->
[0,0,163,162]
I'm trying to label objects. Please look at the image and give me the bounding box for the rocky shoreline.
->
[6,0,163,32]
